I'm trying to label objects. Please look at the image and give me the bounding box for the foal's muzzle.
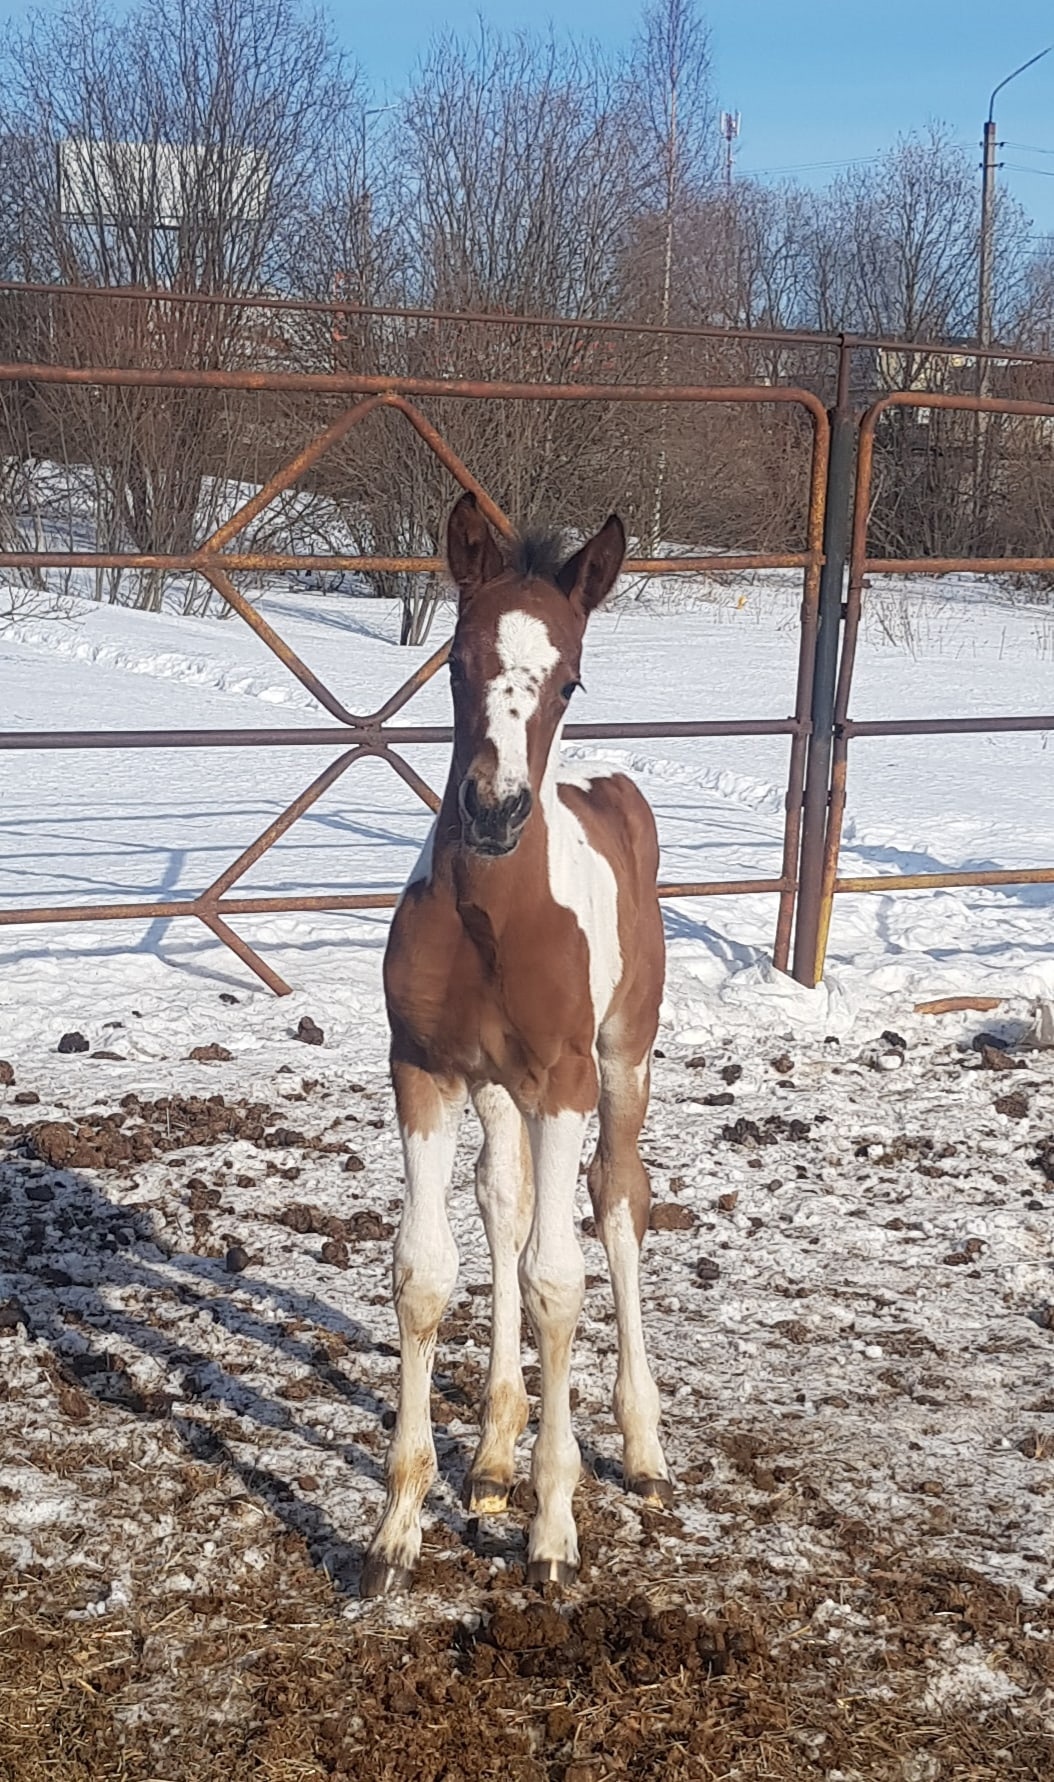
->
[458,778,532,856]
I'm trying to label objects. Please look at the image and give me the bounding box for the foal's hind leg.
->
[464,1085,532,1514]
[361,1061,465,1598]
[587,1046,671,1506]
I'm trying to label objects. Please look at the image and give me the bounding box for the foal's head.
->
[445,493,626,857]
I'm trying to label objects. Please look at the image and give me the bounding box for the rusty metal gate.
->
[0,344,828,995]
[0,289,1052,994]
[793,357,1054,987]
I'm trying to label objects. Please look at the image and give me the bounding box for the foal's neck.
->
[434,759,561,926]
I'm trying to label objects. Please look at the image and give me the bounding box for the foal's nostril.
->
[508,787,532,827]
[459,777,482,821]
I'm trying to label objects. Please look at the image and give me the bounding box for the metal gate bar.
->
[805,388,1054,984]
[0,358,828,993]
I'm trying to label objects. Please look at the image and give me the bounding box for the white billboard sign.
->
[57,138,268,227]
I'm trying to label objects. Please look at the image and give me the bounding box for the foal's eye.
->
[561,680,581,701]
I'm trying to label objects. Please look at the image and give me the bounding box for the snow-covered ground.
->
[1,572,1053,1767]
[2,570,1052,1046]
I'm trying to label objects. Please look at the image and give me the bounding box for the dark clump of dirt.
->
[996,1090,1030,1120]
[1031,1139,1054,1185]
[264,1126,308,1150]
[56,1032,89,1055]
[975,1042,1025,1073]
[26,1117,155,1171]
[277,1203,393,1244]
[3,1547,1054,1782]
[0,1297,27,1332]
[648,1203,696,1232]
[5,1094,355,1175]
[296,1016,325,1046]
[460,1593,742,1686]
[305,1593,754,1781]
[0,1060,14,1085]
[721,1114,811,1148]
[347,1210,394,1241]
[853,1133,957,1168]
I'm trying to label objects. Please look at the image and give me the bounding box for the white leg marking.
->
[367,1088,464,1580]
[601,1200,668,1488]
[520,1109,589,1576]
[469,1084,532,1504]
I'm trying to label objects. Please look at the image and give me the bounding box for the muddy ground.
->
[1,1022,1053,1779]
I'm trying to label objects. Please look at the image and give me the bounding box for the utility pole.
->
[974,46,1051,540]
[977,47,1052,393]
[647,77,678,556]
[976,116,997,401]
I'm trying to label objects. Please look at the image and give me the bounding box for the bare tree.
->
[401,26,636,317]
[0,0,358,609]
[628,0,715,549]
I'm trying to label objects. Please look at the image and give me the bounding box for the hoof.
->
[359,1553,414,1599]
[463,1476,511,1515]
[627,1474,674,1509]
[526,1558,579,1588]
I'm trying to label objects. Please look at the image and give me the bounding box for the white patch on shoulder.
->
[558,760,616,792]
[485,611,559,796]
[401,820,435,896]
[545,777,622,1036]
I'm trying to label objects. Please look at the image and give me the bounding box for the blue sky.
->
[330,0,1054,239]
[11,0,1054,237]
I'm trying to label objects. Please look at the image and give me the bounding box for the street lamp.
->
[361,103,399,211]
[977,45,1052,378]
[356,103,399,308]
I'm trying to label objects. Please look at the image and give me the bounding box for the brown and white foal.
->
[361,493,669,1596]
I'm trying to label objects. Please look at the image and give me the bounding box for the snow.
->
[1,568,1053,1709]
[2,570,1052,1042]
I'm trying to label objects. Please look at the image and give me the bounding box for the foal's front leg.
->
[466,1084,532,1514]
[520,1105,589,1586]
[361,1061,465,1598]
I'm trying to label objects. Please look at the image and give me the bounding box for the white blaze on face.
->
[484,611,559,797]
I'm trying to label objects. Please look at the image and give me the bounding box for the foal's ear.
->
[556,514,626,616]
[446,492,504,592]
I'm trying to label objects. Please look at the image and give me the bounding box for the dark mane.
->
[507,527,569,583]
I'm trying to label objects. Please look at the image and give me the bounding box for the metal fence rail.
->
[802,385,1054,985]
[1,298,1052,996]
[0,355,828,995]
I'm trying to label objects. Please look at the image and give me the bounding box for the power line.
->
[736,153,884,176]
[737,142,979,180]
[1005,162,1054,177]
[1005,140,1054,155]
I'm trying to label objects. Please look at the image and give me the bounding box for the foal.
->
[361,493,669,1596]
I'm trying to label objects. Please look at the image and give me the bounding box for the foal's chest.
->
[385,884,596,1084]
